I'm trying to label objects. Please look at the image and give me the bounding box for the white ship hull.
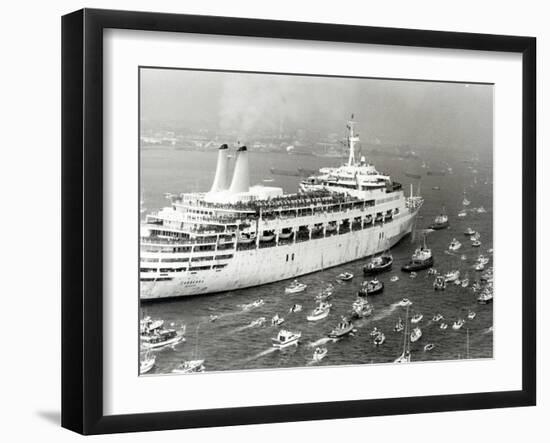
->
[141,211,417,300]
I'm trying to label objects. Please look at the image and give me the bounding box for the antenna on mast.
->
[347,114,359,166]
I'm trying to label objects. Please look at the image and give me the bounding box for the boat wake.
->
[307,337,336,348]
[483,326,494,334]
[371,303,400,322]
[242,347,278,363]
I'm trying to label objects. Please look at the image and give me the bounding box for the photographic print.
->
[138,68,494,375]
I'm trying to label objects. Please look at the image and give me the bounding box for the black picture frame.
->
[61,8,536,435]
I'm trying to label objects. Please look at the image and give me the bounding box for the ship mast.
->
[347,114,359,166]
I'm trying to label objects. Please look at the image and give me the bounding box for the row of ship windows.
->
[140,263,227,273]
[141,254,234,263]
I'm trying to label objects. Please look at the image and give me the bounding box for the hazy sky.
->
[140,68,493,151]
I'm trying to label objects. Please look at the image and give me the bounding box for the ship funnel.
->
[209,144,230,192]
[228,146,250,194]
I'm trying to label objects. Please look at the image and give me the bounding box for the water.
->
[140,147,493,374]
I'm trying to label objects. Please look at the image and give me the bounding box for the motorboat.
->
[328,317,355,339]
[369,327,381,337]
[410,327,422,343]
[454,278,462,286]
[464,227,476,236]
[399,298,413,307]
[358,279,384,296]
[477,290,493,304]
[424,343,435,352]
[394,317,404,332]
[312,347,328,362]
[430,210,449,230]
[285,280,307,294]
[471,231,481,241]
[444,270,460,282]
[209,314,219,322]
[140,316,164,335]
[475,262,485,271]
[448,239,462,251]
[452,319,465,330]
[462,195,471,207]
[390,275,400,282]
[172,359,205,374]
[433,275,447,290]
[289,304,303,313]
[476,206,487,213]
[141,326,186,350]
[252,299,265,308]
[268,314,283,326]
[471,240,482,247]
[409,271,417,279]
[272,330,301,349]
[467,311,476,320]
[315,284,335,301]
[350,298,373,319]
[458,209,468,217]
[440,322,448,330]
[411,313,423,324]
[402,235,434,272]
[249,317,266,327]
[477,255,490,265]
[428,268,438,275]
[140,352,156,375]
[432,313,444,322]
[460,254,467,261]
[338,272,354,281]
[363,253,393,275]
[461,278,470,288]
[307,302,332,322]
[374,332,386,346]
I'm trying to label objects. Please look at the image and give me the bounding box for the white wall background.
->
[0,0,546,441]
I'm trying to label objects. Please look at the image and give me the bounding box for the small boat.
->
[461,278,470,288]
[424,343,435,352]
[444,270,460,282]
[278,228,293,239]
[338,272,354,281]
[475,262,485,271]
[462,196,471,207]
[460,254,467,261]
[428,268,438,276]
[370,327,381,337]
[448,239,462,251]
[328,317,355,339]
[399,298,413,307]
[390,275,399,282]
[432,313,444,322]
[476,206,487,213]
[312,347,328,362]
[454,278,462,286]
[402,234,434,272]
[433,275,446,290]
[260,231,276,242]
[307,302,332,322]
[272,329,301,349]
[285,280,307,294]
[315,284,335,301]
[452,319,465,330]
[140,352,156,374]
[477,290,493,304]
[472,238,482,247]
[440,322,448,330]
[410,327,422,343]
[249,317,266,328]
[289,304,303,313]
[358,279,384,296]
[237,233,257,244]
[394,318,404,332]
[172,359,205,374]
[209,314,219,322]
[271,314,285,326]
[411,313,423,324]
[350,298,373,319]
[467,311,476,320]
[464,227,476,236]
[430,211,449,230]
[374,332,386,346]
[363,253,393,275]
[458,209,468,217]
[252,299,265,308]
[141,327,186,350]
[477,255,490,265]
[432,186,441,190]
[409,272,417,279]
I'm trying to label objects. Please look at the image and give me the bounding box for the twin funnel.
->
[208,144,250,196]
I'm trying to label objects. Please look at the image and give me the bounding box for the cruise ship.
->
[140,117,424,300]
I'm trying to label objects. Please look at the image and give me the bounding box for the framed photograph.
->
[62,8,536,435]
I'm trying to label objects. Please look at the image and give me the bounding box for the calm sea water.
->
[140,147,493,374]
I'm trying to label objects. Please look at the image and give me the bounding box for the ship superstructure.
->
[140,116,423,300]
